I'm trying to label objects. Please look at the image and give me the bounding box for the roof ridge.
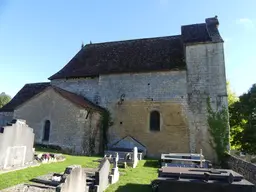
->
[85,35,181,47]
[0,83,51,112]
[110,135,146,148]
[25,82,50,86]
[181,22,205,27]
[51,86,106,112]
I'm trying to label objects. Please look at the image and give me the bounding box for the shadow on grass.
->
[116,183,151,192]
[35,146,102,159]
[35,147,63,154]
[143,159,160,168]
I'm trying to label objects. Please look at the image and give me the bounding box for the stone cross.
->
[113,152,119,168]
[200,149,203,168]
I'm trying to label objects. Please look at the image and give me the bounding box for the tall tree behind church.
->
[0,92,11,108]
[229,84,256,154]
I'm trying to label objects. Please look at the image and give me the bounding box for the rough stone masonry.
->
[0,16,228,161]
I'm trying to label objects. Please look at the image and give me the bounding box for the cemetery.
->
[0,118,255,191]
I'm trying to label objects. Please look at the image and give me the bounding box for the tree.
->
[0,92,11,108]
[227,81,239,106]
[226,81,240,150]
[229,84,256,154]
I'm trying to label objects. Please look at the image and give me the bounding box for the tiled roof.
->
[49,35,185,80]
[49,17,223,80]
[0,83,105,113]
[181,16,223,44]
[52,86,105,112]
[0,83,50,112]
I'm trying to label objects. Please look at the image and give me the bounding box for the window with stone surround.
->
[150,111,160,131]
[42,120,50,141]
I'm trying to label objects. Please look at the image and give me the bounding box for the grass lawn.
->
[106,159,158,192]
[0,153,99,190]
[0,149,159,192]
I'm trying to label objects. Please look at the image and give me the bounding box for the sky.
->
[0,0,255,97]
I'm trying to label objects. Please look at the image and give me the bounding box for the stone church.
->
[0,16,228,160]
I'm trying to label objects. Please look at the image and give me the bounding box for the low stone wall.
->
[227,154,256,184]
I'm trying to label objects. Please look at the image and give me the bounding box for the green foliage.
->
[226,81,241,150]
[229,84,256,154]
[207,97,229,163]
[100,109,113,149]
[227,81,239,106]
[0,92,11,108]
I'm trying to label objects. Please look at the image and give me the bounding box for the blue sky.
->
[0,0,255,97]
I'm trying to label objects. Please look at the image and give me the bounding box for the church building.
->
[0,16,228,160]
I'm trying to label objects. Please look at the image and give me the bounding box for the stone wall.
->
[186,42,228,161]
[98,71,187,107]
[50,42,228,160]
[52,71,190,158]
[106,100,190,157]
[51,77,99,103]
[0,119,34,169]
[227,154,256,185]
[13,88,101,155]
[81,112,102,155]
[0,112,13,126]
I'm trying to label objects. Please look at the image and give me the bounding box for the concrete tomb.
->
[160,151,212,168]
[105,136,145,162]
[0,119,35,170]
[151,167,256,192]
[104,147,141,168]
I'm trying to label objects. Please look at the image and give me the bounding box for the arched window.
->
[42,120,50,141]
[150,111,160,131]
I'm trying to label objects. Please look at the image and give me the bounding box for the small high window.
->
[42,120,51,141]
[150,111,160,131]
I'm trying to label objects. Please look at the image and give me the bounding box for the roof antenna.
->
[81,41,84,49]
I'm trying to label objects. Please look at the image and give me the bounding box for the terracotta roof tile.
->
[0,83,105,113]
[49,17,223,80]
[49,35,186,80]
[0,83,50,112]
[52,86,105,112]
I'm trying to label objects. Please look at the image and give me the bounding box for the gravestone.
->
[95,158,111,192]
[132,147,138,168]
[56,165,88,192]
[0,119,35,170]
[113,152,119,168]
[109,153,119,184]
